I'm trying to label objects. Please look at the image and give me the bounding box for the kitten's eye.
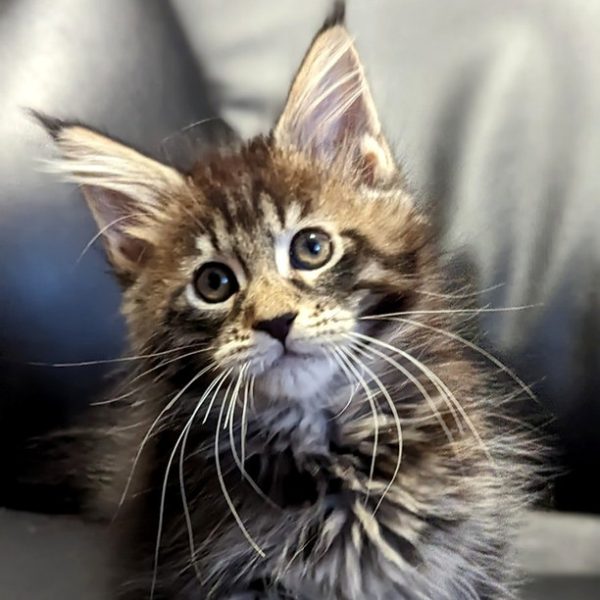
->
[193,262,239,303]
[290,228,333,270]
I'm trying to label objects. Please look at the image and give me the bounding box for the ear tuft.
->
[320,1,346,32]
[37,116,188,282]
[29,109,69,141]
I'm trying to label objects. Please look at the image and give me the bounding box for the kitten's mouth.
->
[255,346,317,372]
[283,346,314,358]
[250,344,337,401]
[271,349,315,367]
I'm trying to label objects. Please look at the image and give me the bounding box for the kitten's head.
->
[39,13,431,406]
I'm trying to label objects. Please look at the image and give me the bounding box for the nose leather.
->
[254,312,297,344]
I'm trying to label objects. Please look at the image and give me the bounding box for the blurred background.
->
[1,1,599,598]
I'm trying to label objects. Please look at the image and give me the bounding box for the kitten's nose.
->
[253,312,297,344]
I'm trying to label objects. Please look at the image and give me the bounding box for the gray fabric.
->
[0,509,109,600]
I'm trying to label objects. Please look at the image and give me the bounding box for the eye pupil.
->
[194,262,238,303]
[307,237,321,255]
[290,228,333,270]
[208,271,225,290]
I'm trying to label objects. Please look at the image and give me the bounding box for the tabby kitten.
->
[38,7,534,600]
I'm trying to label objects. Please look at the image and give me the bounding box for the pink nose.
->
[253,312,297,344]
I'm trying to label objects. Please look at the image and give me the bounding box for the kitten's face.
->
[42,21,427,408]
[138,146,423,405]
[189,199,352,403]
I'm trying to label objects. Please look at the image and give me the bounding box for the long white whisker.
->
[240,374,251,469]
[249,375,257,415]
[200,366,233,427]
[350,332,494,465]
[28,342,209,368]
[414,282,505,300]
[334,347,379,505]
[345,335,458,447]
[367,315,538,406]
[118,362,217,513]
[342,344,403,514]
[224,365,247,430]
[176,367,236,588]
[94,347,216,407]
[146,347,216,380]
[218,377,236,430]
[90,386,139,407]
[215,393,266,558]
[360,304,540,320]
[175,369,232,590]
[327,348,359,420]
[226,367,279,509]
[151,368,230,599]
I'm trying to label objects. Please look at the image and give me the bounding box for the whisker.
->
[248,375,257,415]
[214,392,266,558]
[226,366,279,509]
[127,347,217,393]
[176,371,230,592]
[117,362,217,513]
[90,386,139,407]
[414,282,505,300]
[360,304,541,320]
[349,332,494,465]
[202,371,234,426]
[76,214,131,264]
[27,342,209,368]
[217,377,236,430]
[151,368,230,599]
[224,366,247,430]
[178,368,234,577]
[342,344,403,514]
[240,374,251,469]
[327,348,359,420]
[333,347,379,505]
[160,117,219,148]
[344,334,458,447]
[366,315,539,407]
[93,348,216,408]
[179,369,233,470]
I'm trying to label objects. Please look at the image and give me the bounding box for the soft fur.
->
[38,5,536,599]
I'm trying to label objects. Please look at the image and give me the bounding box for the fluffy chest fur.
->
[111,336,522,600]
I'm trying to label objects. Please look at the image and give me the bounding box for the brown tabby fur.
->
[36,5,537,599]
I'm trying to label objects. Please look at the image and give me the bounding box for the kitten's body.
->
[39,7,535,600]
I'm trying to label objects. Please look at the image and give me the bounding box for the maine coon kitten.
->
[37,7,535,600]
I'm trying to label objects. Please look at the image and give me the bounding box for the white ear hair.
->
[274,21,396,185]
[38,115,187,279]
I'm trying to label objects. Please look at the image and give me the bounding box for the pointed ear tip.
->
[28,109,68,140]
[315,3,353,48]
[322,1,346,31]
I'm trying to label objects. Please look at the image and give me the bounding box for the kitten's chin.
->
[253,352,337,402]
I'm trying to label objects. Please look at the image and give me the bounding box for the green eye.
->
[193,262,238,303]
[290,228,333,270]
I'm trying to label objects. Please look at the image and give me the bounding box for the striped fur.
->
[38,7,538,600]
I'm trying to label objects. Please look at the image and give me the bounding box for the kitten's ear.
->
[34,113,187,282]
[274,7,397,185]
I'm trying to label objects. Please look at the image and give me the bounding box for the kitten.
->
[37,6,536,600]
